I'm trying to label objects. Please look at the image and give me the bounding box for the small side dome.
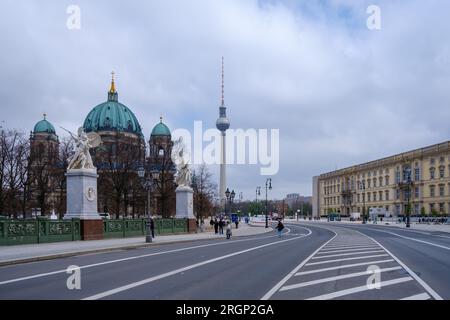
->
[34,114,56,134]
[151,117,171,137]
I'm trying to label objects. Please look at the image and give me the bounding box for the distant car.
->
[99,213,110,219]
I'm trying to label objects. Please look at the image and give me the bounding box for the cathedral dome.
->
[83,74,143,138]
[151,117,171,137]
[34,114,56,134]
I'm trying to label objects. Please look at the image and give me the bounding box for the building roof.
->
[33,114,56,134]
[83,75,143,138]
[151,117,171,137]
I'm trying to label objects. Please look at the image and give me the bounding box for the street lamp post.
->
[230,189,235,216]
[265,178,272,228]
[256,187,261,217]
[404,167,413,228]
[137,165,159,243]
[225,188,230,217]
[360,180,366,224]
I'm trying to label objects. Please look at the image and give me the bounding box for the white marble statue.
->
[171,137,192,187]
[63,127,101,170]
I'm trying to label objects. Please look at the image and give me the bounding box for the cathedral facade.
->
[29,75,176,218]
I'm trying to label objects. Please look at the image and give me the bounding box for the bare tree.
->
[95,135,144,219]
[191,163,217,221]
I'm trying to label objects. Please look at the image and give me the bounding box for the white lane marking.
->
[295,259,395,276]
[297,223,445,300]
[305,254,389,266]
[345,225,450,250]
[0,227,305,286]
[381,231,450,250]
[313,250,384,259]
[350,228,444,300]
[306,277,413,300]
[435,235,450,239]
[319,247,382,254]
[83,229,312,300]
[323,244,377,250]
[260,229,337,300]
[400,292,431,300]
[281,266,402,291]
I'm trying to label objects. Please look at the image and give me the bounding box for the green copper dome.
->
[83,77,143,137]
[34,115,56,134]
[151,118,171,136]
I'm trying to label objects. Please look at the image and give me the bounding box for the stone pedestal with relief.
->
[175,186,197,233]
[63,168,103,240]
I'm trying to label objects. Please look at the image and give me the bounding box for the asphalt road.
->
[0,222,448,300]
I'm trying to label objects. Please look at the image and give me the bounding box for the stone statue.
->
[63,127,101,170]
[171,137,192,187]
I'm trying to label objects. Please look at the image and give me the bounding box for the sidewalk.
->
[287,218,450,234]
[0,223,273,266]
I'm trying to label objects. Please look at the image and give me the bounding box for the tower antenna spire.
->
[221,56,224,106]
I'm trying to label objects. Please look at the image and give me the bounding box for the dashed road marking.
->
[312,250,385,259]
[295,259,395,276]
[305,277,413,300]
[305,254,390,266]
[400,292,431,300]
[264,223,442,300]
[281,266,402,291]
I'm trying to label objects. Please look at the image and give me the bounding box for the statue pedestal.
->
[175,186,195,219]
[64,168,103,240]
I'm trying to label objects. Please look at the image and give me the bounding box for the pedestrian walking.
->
[226,222,232,239]
[150,217,155,238]
[214,218,219,234]
[276,220,284,238]
[235,219,239,229]
[219,219,224,235]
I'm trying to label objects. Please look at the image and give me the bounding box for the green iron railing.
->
[0,218,81,245]
[103,218,188,239]
[0,217,189,245]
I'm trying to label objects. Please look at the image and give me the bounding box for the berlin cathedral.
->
[29,74,176,218]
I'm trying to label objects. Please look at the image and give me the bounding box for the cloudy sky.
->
[1,0,450,200]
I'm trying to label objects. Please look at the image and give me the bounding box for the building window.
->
[385,176,389,185]
[430,185,435,198]
[373,178,377,188]
[440,157,445,163]
[385,190,390,201]
[368,193,371,202]
[368,180,371,188]
[396,170,401,183]
[379,191,383,201]
[357,194,360,203]
[414,204,419,215]
[430,167,435,180]
[440,166,445,178]
[373,192,377,202]
[430,158,435,165]
[395,204,400,215]
[396,189,400,200]
[415,168,420,181]
[439,203,444,213]
[440,185,445,197]
[414,187,419,198]
[379,177,383,187]
[430,203,435,212]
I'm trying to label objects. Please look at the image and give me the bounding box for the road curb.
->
[0,226,274,267]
